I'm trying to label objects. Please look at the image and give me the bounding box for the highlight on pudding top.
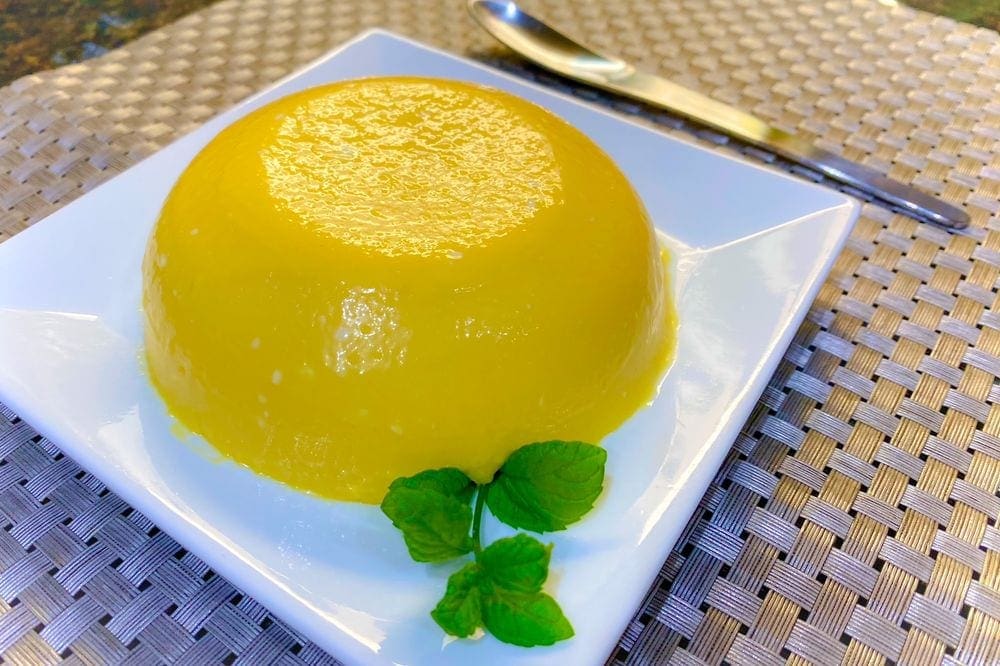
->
[142,76,676,505]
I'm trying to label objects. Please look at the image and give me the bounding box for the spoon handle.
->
[601,71,968,230]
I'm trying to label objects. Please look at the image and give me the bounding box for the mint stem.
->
[472,484,488,556]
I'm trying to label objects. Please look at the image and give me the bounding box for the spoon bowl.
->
[468,0,632,80]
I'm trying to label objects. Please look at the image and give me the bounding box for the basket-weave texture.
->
[1,0,999,664]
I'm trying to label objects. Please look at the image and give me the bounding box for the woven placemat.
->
[2,0,999,664]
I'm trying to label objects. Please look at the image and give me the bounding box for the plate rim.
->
[0,29,860,666]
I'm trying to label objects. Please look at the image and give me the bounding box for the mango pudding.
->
[142,77,675,504]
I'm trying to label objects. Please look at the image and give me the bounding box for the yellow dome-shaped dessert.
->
[143,77,675,504]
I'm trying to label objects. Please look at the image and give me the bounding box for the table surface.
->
[0,0,998,87]
[1,0,999,665]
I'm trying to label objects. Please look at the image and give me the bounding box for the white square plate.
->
[0,31,858,665]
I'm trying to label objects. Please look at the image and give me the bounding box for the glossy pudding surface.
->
[143,77,675,503]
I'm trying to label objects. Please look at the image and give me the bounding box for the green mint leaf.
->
[381,487,474,562]
[381,469,475,562]
[431,563,483,638]
[479,534,551,594]
[486,441,606,532]
[482,588,574,647]
[389,468,475,504]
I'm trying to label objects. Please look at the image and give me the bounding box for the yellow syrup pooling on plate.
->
[143,77,676,504]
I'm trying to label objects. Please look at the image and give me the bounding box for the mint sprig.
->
[380,441,606,647]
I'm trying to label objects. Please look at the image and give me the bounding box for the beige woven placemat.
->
[2,0,999,664]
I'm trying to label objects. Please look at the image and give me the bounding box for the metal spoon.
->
[468,0,970,230]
